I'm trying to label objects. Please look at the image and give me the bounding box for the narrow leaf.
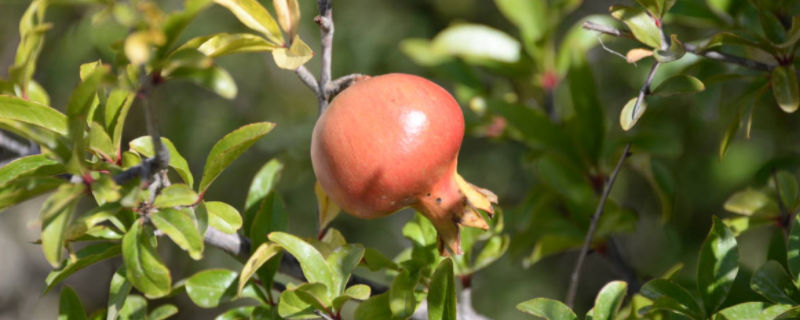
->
[213,0,283,45]
[199,122,275,194]
[41,183,85,267]
[698,216,739,314]
[122,222,172,298]
[44,243,121,295]
[516,298,578,320]
[237,243,281,296]
[772,65,799,113]
[106,266,133,320]
[316,181,341,232]
[59,286,88,320]
[150,208,204,260]
[593,281,628,320]
[428,259,456,320]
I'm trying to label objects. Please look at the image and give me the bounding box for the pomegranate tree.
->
[311,73,497,254]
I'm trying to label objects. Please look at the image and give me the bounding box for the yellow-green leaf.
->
[772,65,799,113]
[199,122,275,194]
[273,0,300,40]
[214,0,284,45]
[272,36,313,70]
[316,181,341,231]
[620,97,646,131]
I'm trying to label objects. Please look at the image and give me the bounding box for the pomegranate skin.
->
[311,74,464,219]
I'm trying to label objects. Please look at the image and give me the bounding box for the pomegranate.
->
[310,73,497,255]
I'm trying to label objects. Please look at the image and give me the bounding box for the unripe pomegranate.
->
[311,73,497,255]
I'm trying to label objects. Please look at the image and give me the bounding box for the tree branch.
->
[315,0,333,113]
[566,143,632,308]
[113,68,169,186]
[325,74,369,100]
[582,21,774,72]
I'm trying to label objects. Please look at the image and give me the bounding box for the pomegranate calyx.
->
[413,172,498,256]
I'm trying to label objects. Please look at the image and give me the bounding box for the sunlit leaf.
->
[0,177,63,212]
[44,243,121,295]
[269,232,333,292]
[198,122,275,194]
[610,6,661,48]
[148,304,178,320]
[167,65,237,99]
[354,293,393,320]
[150,208,204,260]
[0,154,63,187]
[40,183,85,267]
[620,96,646,131]
[181,33,279,58]
[326,244,365,298]
[244,159,283,237]
[237,242,281,296]
[654,35,686,63]
[516,298,578,320]
[430,24,521,64]
[122,222,171,298]
[205,201,242,234]
[88,122,115,162]
[213,0,283,45]
[273,0,300,40]
[186,269,267,308]
[428,259,456,320]
[640,279,704,319]
[0,95,67,135]
[152,184,199,208]
[272,36,313,70]
[316,181,341,231]
[716,302,769,320]
[106,266,132,320]
[118,295,147,320]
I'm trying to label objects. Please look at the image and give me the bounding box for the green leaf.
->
[719,110,740,160]
[472,234,510,272]
[199,122,275,194]
[250,192,288,250]
[293,283,332,311]
[0,95,67,135]
[272,36,313,70]
[760,11,786,44]
[122,222,172,298]
[66,67,107,174]
[213,0,283,45]
[610,6,662,48]
[129,137,194,187]
[429,24,521,64]
[698,216,739,314]
[250,305,279,320]
[333,285,371,312]
[59,286,88,320]
[105,89,135,152]
[494,0,547,44]
[761,304,793,320]
[361,248,400,271]
[428,259,456,320]
[775,306,800,320]
[88,122,115,161]
[153,184,199,208]
[724,189,777,216]
[155,0,213,60]
[751,260,800,304]
[180,33,279,58]
[150,208,204,260]
[149,304,178,320]
[516,298,578,320]
[168,65,238,99]
[268,232,333,291]
[186,269,266,308]
[26,79,50,106]
[205,201,242,234]
[118,295,147,320]
[634,0,662,16]
[214,306,255,320]
[593,281,627,320]
[0,177,63,212]
[536,153,595,221]
[775,171,799,209]
[40,183,85,267]
[789,215,800,280]
[354,293,393,320]
[390,269,420,319]
[326,244,366,298]
[771,65,799,113]
[717,302,769,320]
[106,266,133,320]
[654,34,686,63]
[640,279,704,319]
[243,159,283,237]
[651,75,705,97]
[620,96,646,131]
[237,242,282,297]
[44,243,121,295]
[278,287,321,319]
[0,154,64,187]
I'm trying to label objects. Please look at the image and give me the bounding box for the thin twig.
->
[113,68,169,185]
[582,21,774,72]
[632,62,660,120]
[315,0,333,113]
[566,143,632,308]
[295,65,322,99]
[325,74,369,99]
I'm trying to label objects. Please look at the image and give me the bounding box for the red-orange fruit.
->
[310,73,497,254]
